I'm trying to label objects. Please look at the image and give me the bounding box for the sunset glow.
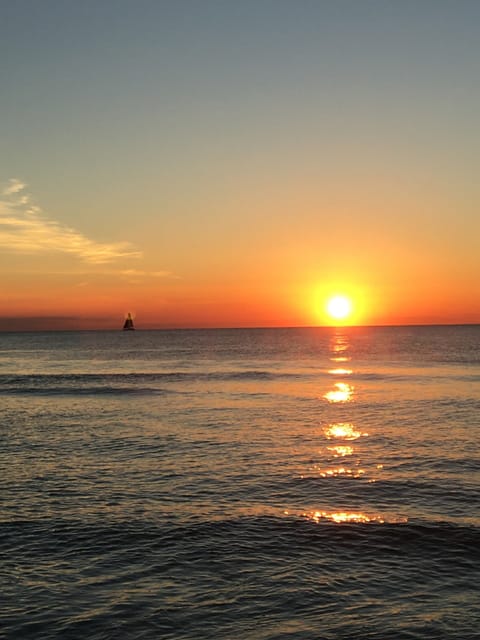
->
[1,2,479,330]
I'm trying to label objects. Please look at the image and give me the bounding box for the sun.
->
[309,284,365,326]
[326,295,352,321]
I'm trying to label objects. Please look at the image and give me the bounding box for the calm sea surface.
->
[1,326,479,639]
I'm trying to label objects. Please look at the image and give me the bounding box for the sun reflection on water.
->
[324,423,367,440]
[301,511,408,525]
[323,382,354,403]
[295,328,393,524]
[327,445,354,457]
[318,466,365,478]
[328,367,353,375]
[313,511,380,523]
[331,335,348,353]
[329,331,351,362]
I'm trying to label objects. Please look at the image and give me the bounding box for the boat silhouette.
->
[123,313,135,331]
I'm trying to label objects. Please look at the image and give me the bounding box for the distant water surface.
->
[1,326,479,639]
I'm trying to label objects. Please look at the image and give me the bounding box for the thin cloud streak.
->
[118,268,179,285]
[2,178,27,195]
[0,179,142,264]
[120,269,177,278]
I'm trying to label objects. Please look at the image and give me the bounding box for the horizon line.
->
[0,322,479,333]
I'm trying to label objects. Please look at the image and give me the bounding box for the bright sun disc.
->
[326,295,352,320]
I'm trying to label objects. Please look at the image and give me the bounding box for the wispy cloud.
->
[117,268,179,285]
[0,178,142,264]
[2,178,27,196]
[120,269,175,278]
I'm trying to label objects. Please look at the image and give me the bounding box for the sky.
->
[1,0,479,329]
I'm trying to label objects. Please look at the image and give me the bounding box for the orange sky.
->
[1,3,479,330]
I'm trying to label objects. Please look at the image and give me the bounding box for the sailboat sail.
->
[123,313,135,330]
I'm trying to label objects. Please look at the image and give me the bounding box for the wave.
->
[2,515,479,640]
[0,371,301,396]
[0,385,176,396]
[1,367,478,393]
[1,515,479,559]
[0,370,296,384]
[350,371,480,383]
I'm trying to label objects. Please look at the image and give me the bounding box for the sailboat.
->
[123,313,135,331]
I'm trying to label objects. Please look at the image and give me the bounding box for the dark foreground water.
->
[1,326,479,639]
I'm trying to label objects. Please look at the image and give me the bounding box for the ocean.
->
[1,326,479,639]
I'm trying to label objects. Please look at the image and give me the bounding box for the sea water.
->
[1,326,479,639]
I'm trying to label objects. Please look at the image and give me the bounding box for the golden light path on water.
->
[323,382,354,403]
[327,445,354,457]
[328,367,353,375]
[282,510,408,524]
[324,422,367,440]
[304,511,408,525]
[291,329,407,525]
[319,466,365,478]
